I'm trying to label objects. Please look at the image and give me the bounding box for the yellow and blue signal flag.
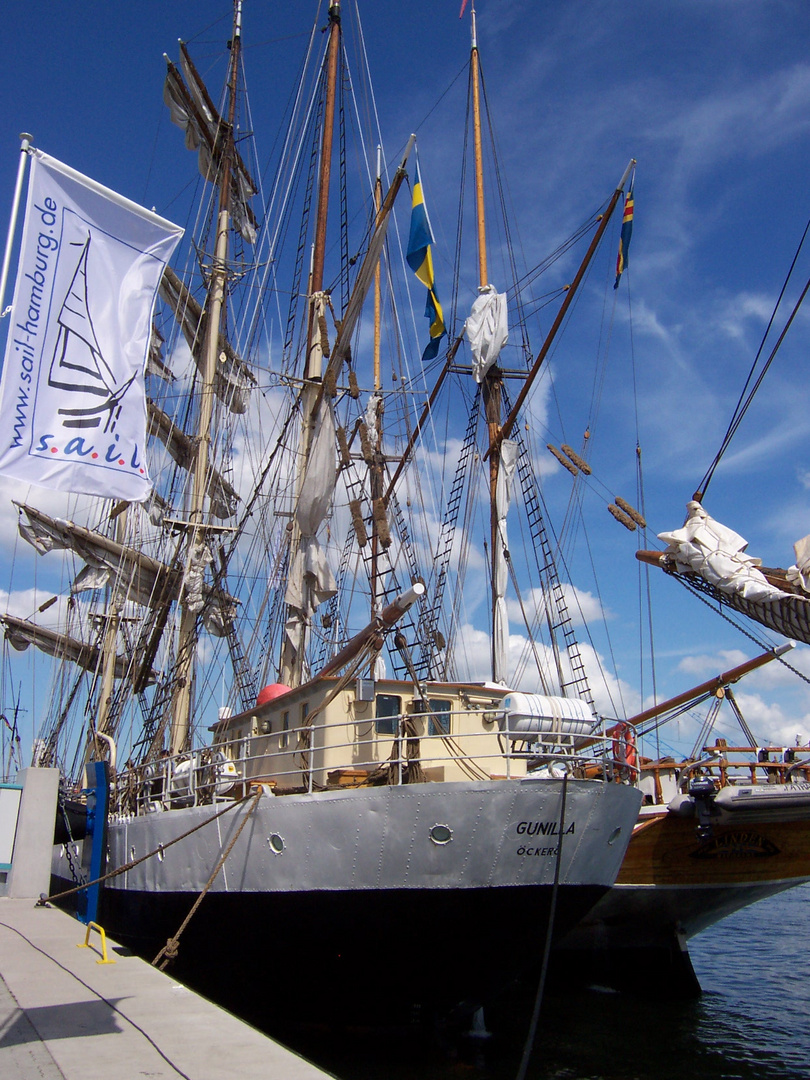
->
[614,184,634,289]
[407,158,446,361]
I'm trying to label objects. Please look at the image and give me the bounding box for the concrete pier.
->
[0,898,331,1079]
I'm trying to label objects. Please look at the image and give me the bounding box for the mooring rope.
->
[152,785,264,970]
[42,789,255,906]
[515,772,568,1080]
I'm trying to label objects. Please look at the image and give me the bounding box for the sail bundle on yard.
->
[16,503,236,636]
[465,283,508,383]
[163,45,258,245]
[159,266,256,414]
[147,400,239,518]
[639,501,810,645]
[1,613,153,683]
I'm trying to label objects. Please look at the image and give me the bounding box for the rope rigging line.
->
[153,785,264,970]
[696,215,810,500]
[515,773,568,1080]
[43,789,253,905]
[672,572,810,689]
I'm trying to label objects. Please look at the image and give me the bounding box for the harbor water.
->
[271,885,810,1080]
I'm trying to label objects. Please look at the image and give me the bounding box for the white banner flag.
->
[0,151,183,501]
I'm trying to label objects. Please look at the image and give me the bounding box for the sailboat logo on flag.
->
[0,150,183,501]
[48,229,138,435]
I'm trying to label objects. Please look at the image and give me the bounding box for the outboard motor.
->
[688,775,718,840]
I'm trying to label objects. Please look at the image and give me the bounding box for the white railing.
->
[110,707,615,817]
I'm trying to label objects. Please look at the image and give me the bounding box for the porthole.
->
[268,833,285,854]
[607,827,622,846]
[429,823,453,845]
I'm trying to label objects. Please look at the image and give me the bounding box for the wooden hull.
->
[552,807,810,996]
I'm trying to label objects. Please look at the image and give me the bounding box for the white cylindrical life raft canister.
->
[499,693,597,742]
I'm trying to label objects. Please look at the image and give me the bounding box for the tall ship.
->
[0,1,643,1023]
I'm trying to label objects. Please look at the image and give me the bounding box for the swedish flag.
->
[407,159,446,360]
[614,185,634,289]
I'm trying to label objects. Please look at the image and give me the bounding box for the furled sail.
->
[465,284,508,384]
[639,501,810,645]
[1,613,152,683]
[163,46,258,245]
[283,396,338,664]
[147,325,175,383]
[16,503,236,635]
[657,502,784,603]
[159,266,255,414]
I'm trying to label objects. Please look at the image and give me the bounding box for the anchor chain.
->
[57,782,84,888]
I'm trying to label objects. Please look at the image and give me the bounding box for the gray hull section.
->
[88,778,639,896]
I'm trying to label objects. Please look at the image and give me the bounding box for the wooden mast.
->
[169,2,242,754]
[370,147,383,632]
[469,5,504,682]
[279,0,342,689]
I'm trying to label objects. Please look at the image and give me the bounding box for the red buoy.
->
[256,683,292,707]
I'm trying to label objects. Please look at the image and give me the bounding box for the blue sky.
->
[2,0,810,765]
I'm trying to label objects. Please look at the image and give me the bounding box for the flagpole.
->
[0,133,33,319]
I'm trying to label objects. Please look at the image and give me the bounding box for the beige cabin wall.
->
[211,679,521,790]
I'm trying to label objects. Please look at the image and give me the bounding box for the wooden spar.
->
[310,3,341,298]
[487,158,637,458]
[621,644,794,730]
[171,5,242,754]
[318,583,426,678]
[280,3,342,690]
[471,16,487,288]
[373,146,382,393]
[468,10,504,681]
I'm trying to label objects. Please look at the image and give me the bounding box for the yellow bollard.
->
[76,921,116,965]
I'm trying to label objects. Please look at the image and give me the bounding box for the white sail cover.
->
[787,534,810,594]
[0,151,182,501]
[284,397,338,655]
[493,439,517,684]
[658,502,789,602]
[163,55,257,245]
[465,284,509,384]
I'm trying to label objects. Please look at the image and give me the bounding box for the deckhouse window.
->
[375,694,402,736]
[280,710,290,749]
[427,699,451,736]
